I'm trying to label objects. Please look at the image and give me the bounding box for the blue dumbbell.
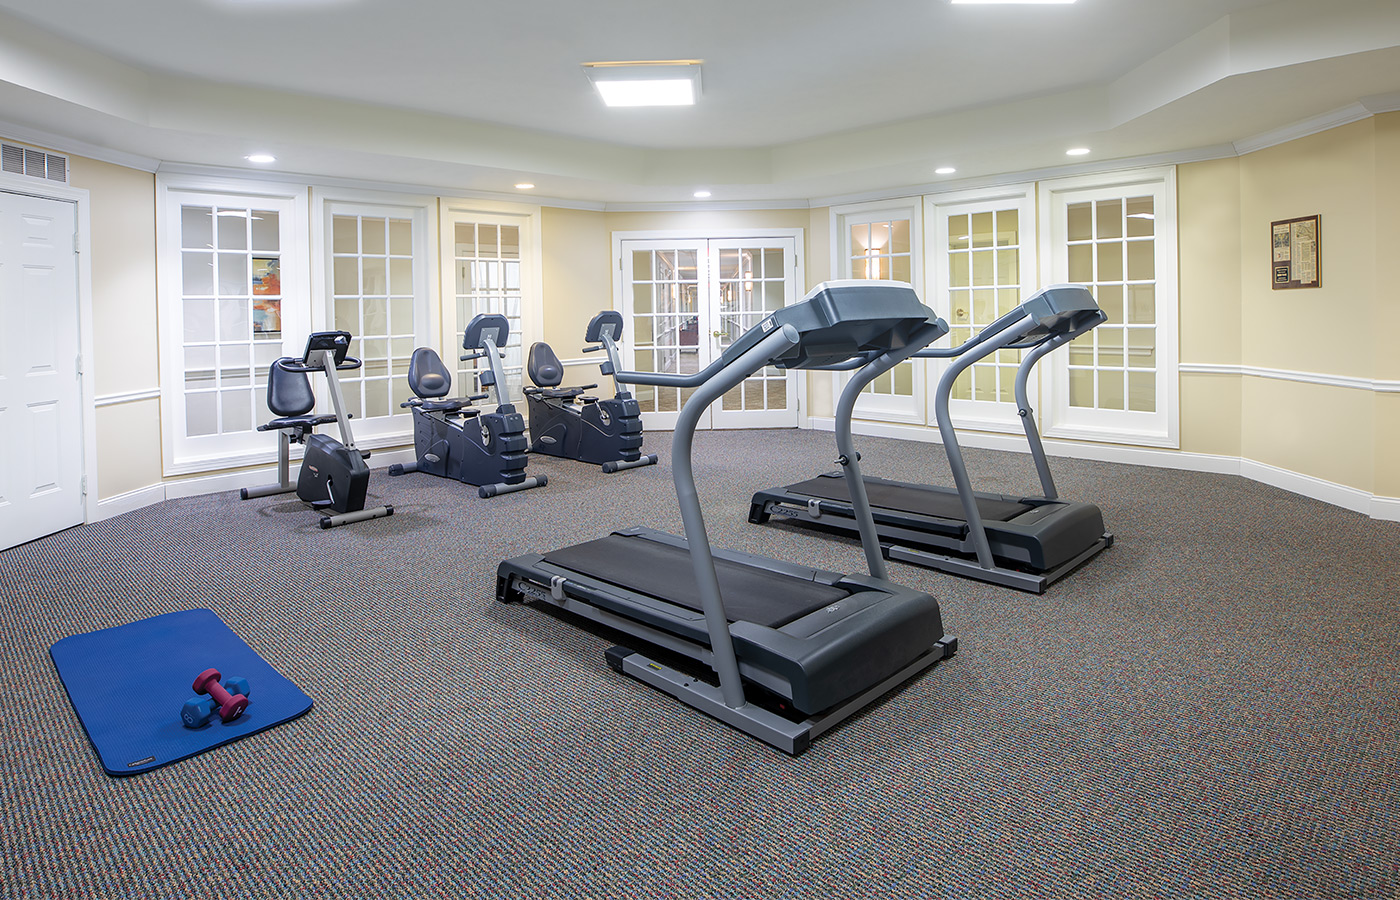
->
[179,676,251,728]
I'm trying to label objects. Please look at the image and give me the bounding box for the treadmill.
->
[496,280,957,755]
[749,284,1112,593]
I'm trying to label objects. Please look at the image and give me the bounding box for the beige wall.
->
[539,206,611,355]
[65,155,163,500]
[1228,116,1387,496]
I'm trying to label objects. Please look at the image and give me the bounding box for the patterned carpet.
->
[1,428,1397,899]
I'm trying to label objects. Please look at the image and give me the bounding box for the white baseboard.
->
[93,446,417,521]
[808,415,1398,521]
[1238,459,1373,517]
[1372,496,1400,523]
[95,484,167,521]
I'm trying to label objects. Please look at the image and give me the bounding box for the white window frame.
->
[155,173,310,476]
[925,183,1038,435]
[438,199,543,407]
[311,187,437,447]
[829,197,925,424]
[1038,167,1179,448]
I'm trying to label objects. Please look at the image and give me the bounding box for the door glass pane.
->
[943,204,1025,410]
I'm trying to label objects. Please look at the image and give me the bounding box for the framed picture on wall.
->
[1271,215,1321,289]
[252,257,281,333]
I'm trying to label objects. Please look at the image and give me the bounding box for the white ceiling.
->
[0,0,1398,204]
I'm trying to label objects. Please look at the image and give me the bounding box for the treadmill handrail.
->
[612,355,727,389]
[670,324,803,709]
[832,318,950,578]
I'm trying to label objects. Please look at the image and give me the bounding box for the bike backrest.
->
[266,358,316,418]
[584,310,624,344]
[407,348,452,399]
[463,314,510,351]
[527,342,564,388]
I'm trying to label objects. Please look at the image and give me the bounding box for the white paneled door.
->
[0,191,83,551]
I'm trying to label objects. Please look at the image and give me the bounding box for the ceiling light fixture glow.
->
[515,183,535,190]
[951,0,1075,4]
[583,60,702,108]
[245,153,276,164]
[935,166,957,175]
[693,190,712,198]
[1066,147,1091,156]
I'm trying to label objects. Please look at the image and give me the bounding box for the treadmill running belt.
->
[543,534,848,629]
[787,475,1034,523]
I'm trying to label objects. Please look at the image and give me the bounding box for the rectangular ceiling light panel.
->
[583,61,702,108]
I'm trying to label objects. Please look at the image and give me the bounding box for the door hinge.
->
[75,354,83,376]
[80,474,88,499]
[73,232,80,254]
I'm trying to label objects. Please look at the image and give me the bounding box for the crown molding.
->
[808,144,1236,209]
[154,161,605,210]
[1232,103,1375,156]
[601,198,811,213]
[0,117,159,173]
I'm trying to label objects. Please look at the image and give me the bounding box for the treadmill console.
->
[722,280,940,370]
[1020,284,1105,342]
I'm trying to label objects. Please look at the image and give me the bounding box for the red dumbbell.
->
[192,668,249,723]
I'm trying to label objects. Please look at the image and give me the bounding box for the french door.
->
[617,236,799,431]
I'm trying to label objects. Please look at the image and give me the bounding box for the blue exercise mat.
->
[49,608,313,776]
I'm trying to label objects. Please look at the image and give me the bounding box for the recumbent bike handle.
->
[277,355,364,373]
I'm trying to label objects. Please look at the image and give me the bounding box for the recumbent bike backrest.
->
[265,359,316,419]
[527,342,565,389]
[406,348,453,400]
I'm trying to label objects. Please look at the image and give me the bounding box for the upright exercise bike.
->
[241,331,394,529]
[389,314,546,498]
[523,311,658,473]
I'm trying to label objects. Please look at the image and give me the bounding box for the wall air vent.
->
[1,141,69,183]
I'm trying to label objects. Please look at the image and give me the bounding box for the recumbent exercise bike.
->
[523,311,658,473]
[241,331,394,529]
[389,314,546,498]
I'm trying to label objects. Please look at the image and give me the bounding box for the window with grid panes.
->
[454,222,523,401]
[157,178,307,475]
[1064,196,1157,412]
[179,204,288,438]
[1040,169,1177,446]
[330,213,417,423]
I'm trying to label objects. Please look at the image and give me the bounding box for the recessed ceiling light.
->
[935,167,957,175]
[244,153,276,164]
[583,60,703,108]
[1066,147,1091,156]
[693,190,712,198]
[951,0,1075,4]
[515,183,535,190]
